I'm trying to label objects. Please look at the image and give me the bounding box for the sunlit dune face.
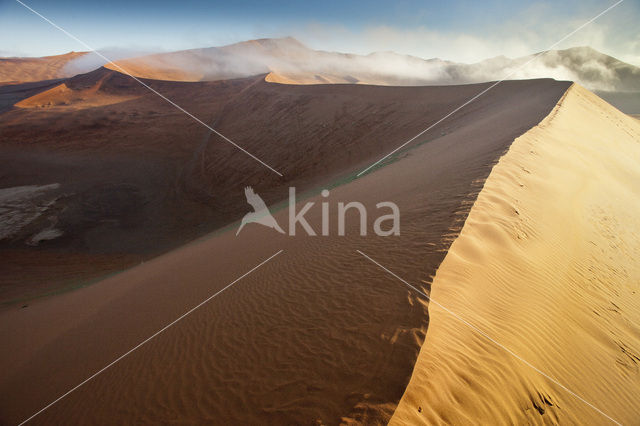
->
[393,85,640,425]
[15,81,140,110]
[0,52,88,84]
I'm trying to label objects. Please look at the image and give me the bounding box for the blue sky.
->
[1,0,638,64]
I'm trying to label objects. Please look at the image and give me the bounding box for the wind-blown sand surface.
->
[0,80,569,424]
[392,84,640,424]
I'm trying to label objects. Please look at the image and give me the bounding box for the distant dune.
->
[392,84,640,424]
[5,39,639,112]
[103,38,640,113]
[15,71,142,110]
[6,40,639,96]
[104,38,640,93]
[0,52,87,84]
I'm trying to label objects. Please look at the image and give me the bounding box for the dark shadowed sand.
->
[0,77,570,424]
[1,69,567,305]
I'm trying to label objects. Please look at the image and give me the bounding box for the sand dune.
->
[0,69,567,304]
[0,52,87,84]
[0,79,569,424]
[102,39,640,114]
[0,79,67,114]
[102,38,640,94]
[392,84,640,424]
[6,41,639,99]
[266,71,365,85]
[6,40,639,112]
[15,73,140,110]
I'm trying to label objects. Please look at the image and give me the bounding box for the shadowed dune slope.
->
[0,80,570,424]
[0,71,568,304]
[14,72,141,109]
[0,79,66,113]
[392,84,640,425]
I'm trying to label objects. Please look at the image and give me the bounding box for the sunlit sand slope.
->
[392,84,640,425]
[0,52,86,84]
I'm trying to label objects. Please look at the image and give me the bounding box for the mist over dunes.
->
[98,38,640,93]
[3,37,639,113]
[3,37,638,100]
[94,38,640,114]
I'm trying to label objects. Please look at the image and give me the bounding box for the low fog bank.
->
[65,38,640,94]
[61,48,161,76]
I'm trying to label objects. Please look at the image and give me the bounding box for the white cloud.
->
[290,10,638,67]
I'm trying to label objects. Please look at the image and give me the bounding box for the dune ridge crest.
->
[391,84,640,424]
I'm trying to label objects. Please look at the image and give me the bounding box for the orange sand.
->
[0,52,87,84]
[392,84,640,424]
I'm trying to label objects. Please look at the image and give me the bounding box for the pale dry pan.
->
[392,84,640,424]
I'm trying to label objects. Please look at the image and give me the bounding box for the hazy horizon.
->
[2,36,638,68]
[1,0,639,66]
